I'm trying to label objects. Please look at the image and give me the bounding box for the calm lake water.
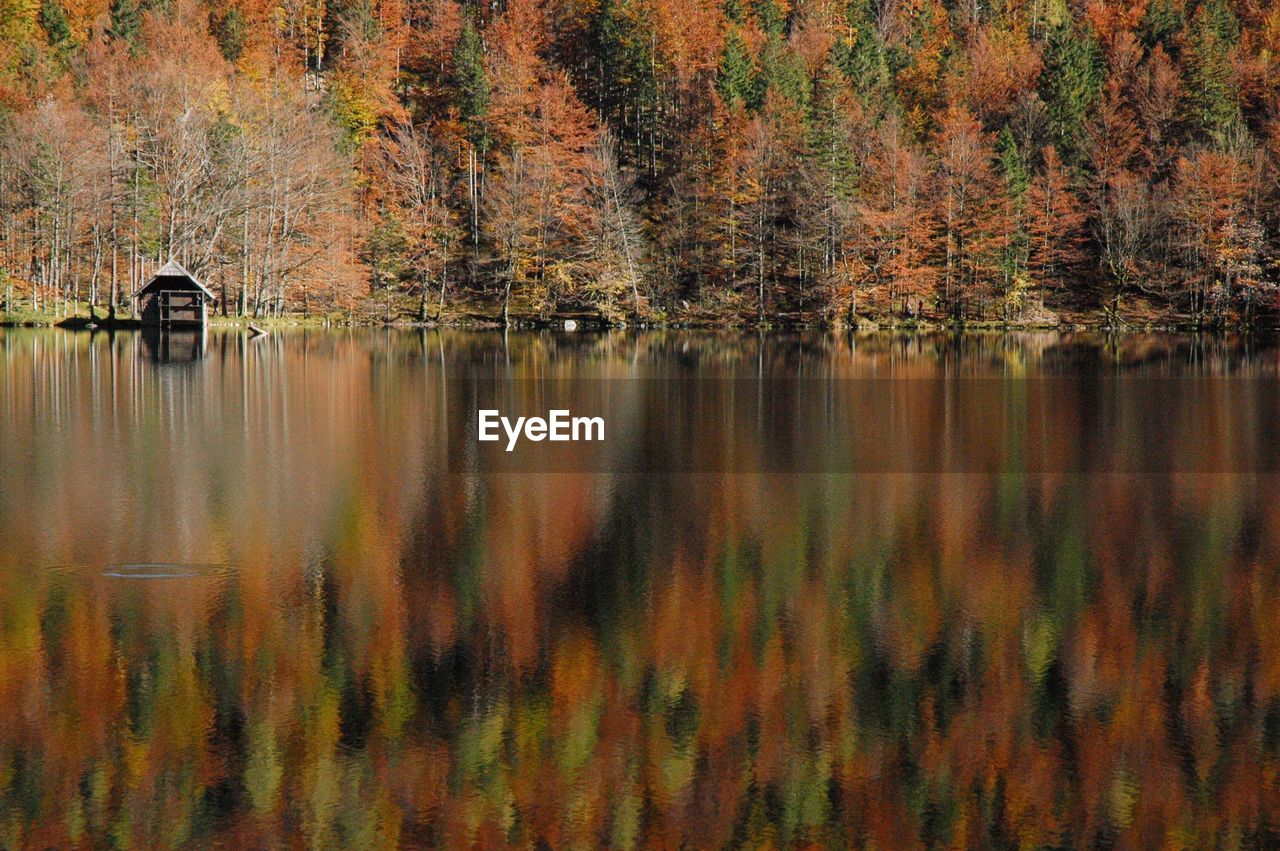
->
[2,328,1280,847]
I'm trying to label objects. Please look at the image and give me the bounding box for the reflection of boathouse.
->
[140,327,206,363]
[133,260,215,329]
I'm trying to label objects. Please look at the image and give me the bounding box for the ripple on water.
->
[100,563,232,580]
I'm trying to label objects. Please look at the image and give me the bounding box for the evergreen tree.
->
[453,19,490,149]
[717,28,757,110]
[758,40,809,110]
[752,0,785,39]
[998,127,1029,199]
[1040,21,1103,165]
[210,7,247,63]
[997,126,1031,293]
[38,0,73,62]
[832,0,889,102]
[1139,0,1183,50]
[1186,0,1241,138]
[803,59,862,310]
[106,0,142,49]
[595,0,658,164]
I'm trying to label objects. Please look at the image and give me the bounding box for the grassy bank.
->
[0,305,101,327]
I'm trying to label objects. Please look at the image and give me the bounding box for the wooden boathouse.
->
[133,260,215,329]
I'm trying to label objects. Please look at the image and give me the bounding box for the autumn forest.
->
[0,0,1279,325]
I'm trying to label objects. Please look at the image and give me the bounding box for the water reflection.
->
[0,329,1279,846]
[139,327,207,363]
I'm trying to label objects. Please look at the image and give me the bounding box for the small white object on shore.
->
[563,319,577,331]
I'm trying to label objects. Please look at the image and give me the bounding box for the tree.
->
[209,7,248,63]
[1171,149,1256,322]
[1028,145,1087,292]
[997,126,1031,310]
[935,104,1006,319]
[1139,0,1183,50]
[963,25,1042,128]
[82,38,133,318]
[237,72,359,316]
[831,0,888,101]
[800,62,864,319]
[593,0,660,170]
[1086,65,1147,309]
[37,0,74,66]
[453,17,489,145]
[485,71,597,325]
[855,114,936,321]
[10,98,107,313]
[0,0,1278,326]
[130,15,240,271]
[1185,0,1241,138]
[583,129,646,319]
[716,28,757,110]
[1040,21,1103,165]
[893,0,952,136]
[453,17,489,249]
[326,13,407,150]
[735,114,774,321]
[1217,217,1271,322]
[376,121,460,319]
[657,91,736,304]
[412,0,460,62]
[1133,44,1182,180]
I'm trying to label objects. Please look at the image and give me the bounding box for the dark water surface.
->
[2,328,1280,847]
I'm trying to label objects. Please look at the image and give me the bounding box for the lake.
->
[1,328,1279,846]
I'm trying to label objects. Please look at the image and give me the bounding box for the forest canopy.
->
[0,0,1279,326]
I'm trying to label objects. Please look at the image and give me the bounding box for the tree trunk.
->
[438,262,448,318]
[418,271,429,323]
[502,273,513,328]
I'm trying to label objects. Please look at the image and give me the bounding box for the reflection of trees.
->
[1,329,1279,845]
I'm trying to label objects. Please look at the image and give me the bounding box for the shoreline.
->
[0,306,1272,335]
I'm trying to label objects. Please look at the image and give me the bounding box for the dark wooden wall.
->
[136,283,206,328]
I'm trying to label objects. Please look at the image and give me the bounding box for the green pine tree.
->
[752,0,785,39]
[1039,21,1103,165]
[596,0,658,158]
[759,40,810,110]
[1186,0,1241,138]
[997,126,1030,287]
[998,127,1029,199]
[1139,0,1183,50]
[717,28,757,110]
[805,59,860,239]
[453,19,490,149]
[107,0,142,49]
[38,0,73,62]
[832,0,889,100]
[210,7,247,63]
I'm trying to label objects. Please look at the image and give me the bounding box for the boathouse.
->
[133,260,215,328]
